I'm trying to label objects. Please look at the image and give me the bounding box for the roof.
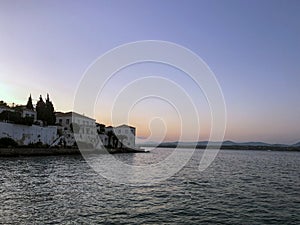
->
[55,111,95,121]
[116,124,135,129]
[12,105,35,112]
[22,108,36,112]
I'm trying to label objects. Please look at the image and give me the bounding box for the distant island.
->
[139,140,300,151]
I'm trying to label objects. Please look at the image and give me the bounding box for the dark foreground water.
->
[0,148,299,224]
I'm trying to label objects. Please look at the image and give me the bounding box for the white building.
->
[113,124,136,148]
[55,111,97,146]
[22,108,37,121]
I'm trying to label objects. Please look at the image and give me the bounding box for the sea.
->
[0,148,299,224]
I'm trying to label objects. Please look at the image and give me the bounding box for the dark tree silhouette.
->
[36,95,46,123]
[70,123,80,133]
[112,133,119,149]
[45,94,55,125]
[118,135,127,150]
[0,101,8,108]
[107,131,113,148]
[96,123,105,134]
[36,94,56,125]
[26,94,34,110]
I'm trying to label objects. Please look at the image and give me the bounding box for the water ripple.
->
[0,149,299,224]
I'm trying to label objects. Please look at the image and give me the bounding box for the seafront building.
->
[0,96,137,149]
[113,125,136,148]
[55,112,136,149]
[55,111,98,147]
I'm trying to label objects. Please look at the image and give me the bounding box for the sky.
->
[0,0,299,144]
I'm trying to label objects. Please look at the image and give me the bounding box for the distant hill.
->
[293,141,300,147]
[140,140,292,147]
[222,141,272,146]
[137,141,160,146]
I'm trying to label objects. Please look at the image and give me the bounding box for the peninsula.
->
[0,94,146,156]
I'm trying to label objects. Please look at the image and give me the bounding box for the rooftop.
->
[55,111,95,121]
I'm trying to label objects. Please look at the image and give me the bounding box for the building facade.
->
[113,124,136,148]
[55,112,97,146]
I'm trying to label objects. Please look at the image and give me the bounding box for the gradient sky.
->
[0,0,299,144]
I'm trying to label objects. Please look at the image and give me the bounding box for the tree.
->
[26,94,34,110]
[0,137,18,148]
[107,131,113,148]
[45,94,55,125]
[112,133,119,149]
[70,123,80,133]
[36,94,56,125]
[117,135,127,150]
[96,123,105,134]
[0,100,9,108]
[0,110,33,126]
[106,130,119,148]
[36,95,46,123]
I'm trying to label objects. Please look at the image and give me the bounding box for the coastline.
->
[0,148,82,157]
[152,145,300,151]
[0,147,148,157]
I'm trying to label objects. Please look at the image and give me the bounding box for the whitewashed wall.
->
[0,122,57,145]
[114,125,136,148]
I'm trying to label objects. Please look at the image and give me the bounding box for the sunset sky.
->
[1,0,299,144]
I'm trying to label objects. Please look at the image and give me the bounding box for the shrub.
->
[0,137,18,148]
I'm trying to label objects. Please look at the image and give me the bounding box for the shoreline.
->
[0,147,149,157]
[148,145,300,152]
[0,146,299,157]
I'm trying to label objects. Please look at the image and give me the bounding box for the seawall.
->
[0,147,148,157]
[0,148,83,157]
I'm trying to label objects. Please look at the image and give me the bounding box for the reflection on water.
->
[0,149,299,224]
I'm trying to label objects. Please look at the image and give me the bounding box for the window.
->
[59,119,62,124]
[66,119,70,125]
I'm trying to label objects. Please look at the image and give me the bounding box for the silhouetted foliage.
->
[26,94,34,110]
[45,94,56,125]
[107,131,114,148]
[117,135,127,149]
[0,110,33,125]
[97,123,105,134]
[0,137,18,148]
[70,123,80,133]
[0,100,9,108]
[36,94,56,125]
[36,95,46,122]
